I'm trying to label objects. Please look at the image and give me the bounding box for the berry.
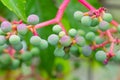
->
[89,26,99,32]
[31,47,40,56]
[30,36,41,46]
[0,28,4,35]
[91,18,99,27]
[39,39,48,49]
[74,11,83,21]
[17,24,28,35]
[48,34,59,46]
[81,16,92,26]
[9,35,21,45]
[77,30,85,36]
[75,36,86,47]
[59,31,66,37]
[12,42,23,51]
[114,50,120,61]
[59,35,72,47]
[81,45,92,57]
[95,51,107,62]
[70,45,80,57]
[68,28,77,37]
[85,32,95,41]
[0,21,12,33]
[103,13,113,22]
[99,21,110,31]
[27,14,39,25]
[10,59,20,69]
[95,36,104,44]
[0,35,6,46]
[54,47,65,57]
[52,25,62,34]
[0,54,11,65]
[21,51,32,61]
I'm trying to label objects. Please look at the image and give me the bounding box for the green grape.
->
[0,44,8,53]
[0,54,11,65]
[81,16,92,26]
[31,47,40,56]
[30,36,41,46]
[10,59,20,69]
[17,24,28,35]
[89,26,99,32]
[81,45,92,57]
[0,35,6,46]
[70,45,80,57]
[77,30,85,36]
[114,50,120,61]
[74,11,83,21]
[0,28,5,35]
[0,21,12,33]
[48,34,59,46]
[99,21,110,31]
[117,25,120,32]
[12,42,23,51]
[75,36,86,47]
[59,35,72,47]
[9,35,21,45]
[103,13,113,22]
[85,32,95,41]
[95,36,104,44]
[54,47,65,57]
[27,14,39,25]
[91,18,99,27]
[59,31,66,37]
[39,39,48,49]
[21,51,32,61]
[52,25,62,34]
[95,50,107,62]
[68,28,77,37]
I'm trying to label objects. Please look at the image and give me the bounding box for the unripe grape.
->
[21,51,32,61]
[114,50,120,61]
[77,30,85,36]
[74,11,83,21]
[31,47,40,56]
[99,21,110,31]
[48,34,59,46]
[30,36,41,46]
[95,50,107,62]
[95,36,104,44]
[0,28,4,35]
[91,18,99,27]
[39,39,48,49]
[9,35,21,45]
[52,25,62,34]
[27,14,39,25]
[75,36,86,47]
[12,42,23,51]
[17,24,28,35]
[81,45,92,57]
[70,45,80,57]
[59,31,66,37]
[54,47,65,57]
[89,26,99,32]
[81,16,92,26]
[10,59,20,69]
[0,21,12,33]
[68,28,77,37]
[0,35,6,46]
[85,32,95,41]
[59,35,72,47]
[103,13,113,22]
[0,54,11,65]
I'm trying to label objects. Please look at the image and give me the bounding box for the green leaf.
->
[1,0,26,22]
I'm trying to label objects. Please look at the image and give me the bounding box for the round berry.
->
[68,28,77,37]
[91,18,99,27]
[21,51,32,61]
[0,35,6,46]
[0,54,11,65]
[114,50,120,61]
[48,34,59,46]
[75,36,86,47]
[77,30,85,36]
[12,42,23,51]
[99,21,110,31]
[95,36,104,44]
[89,26,99,32]
[39,39,48,49]
[81,16,92,26]
[52,25,62,34]
[31,47,40,56]
[1,21,12,33]
[27,14,39,25]
[81,45,92,57]
[54,47,65,57]
[59,31,66,37]
[10,59,20,69]
[85,32,95,41]
[74,11,83,21]
[59,35,72,47]
[9,35,21,45]
[17,24,28,35]
[0,28,5,35]
[70,45,80,57]
[103,13,113,22]
[95,51,107,62]
[30,36,41,46]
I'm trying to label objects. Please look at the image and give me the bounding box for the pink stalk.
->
[109,42,114,55]
[106,30,114,42]
[111,20,119,27]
